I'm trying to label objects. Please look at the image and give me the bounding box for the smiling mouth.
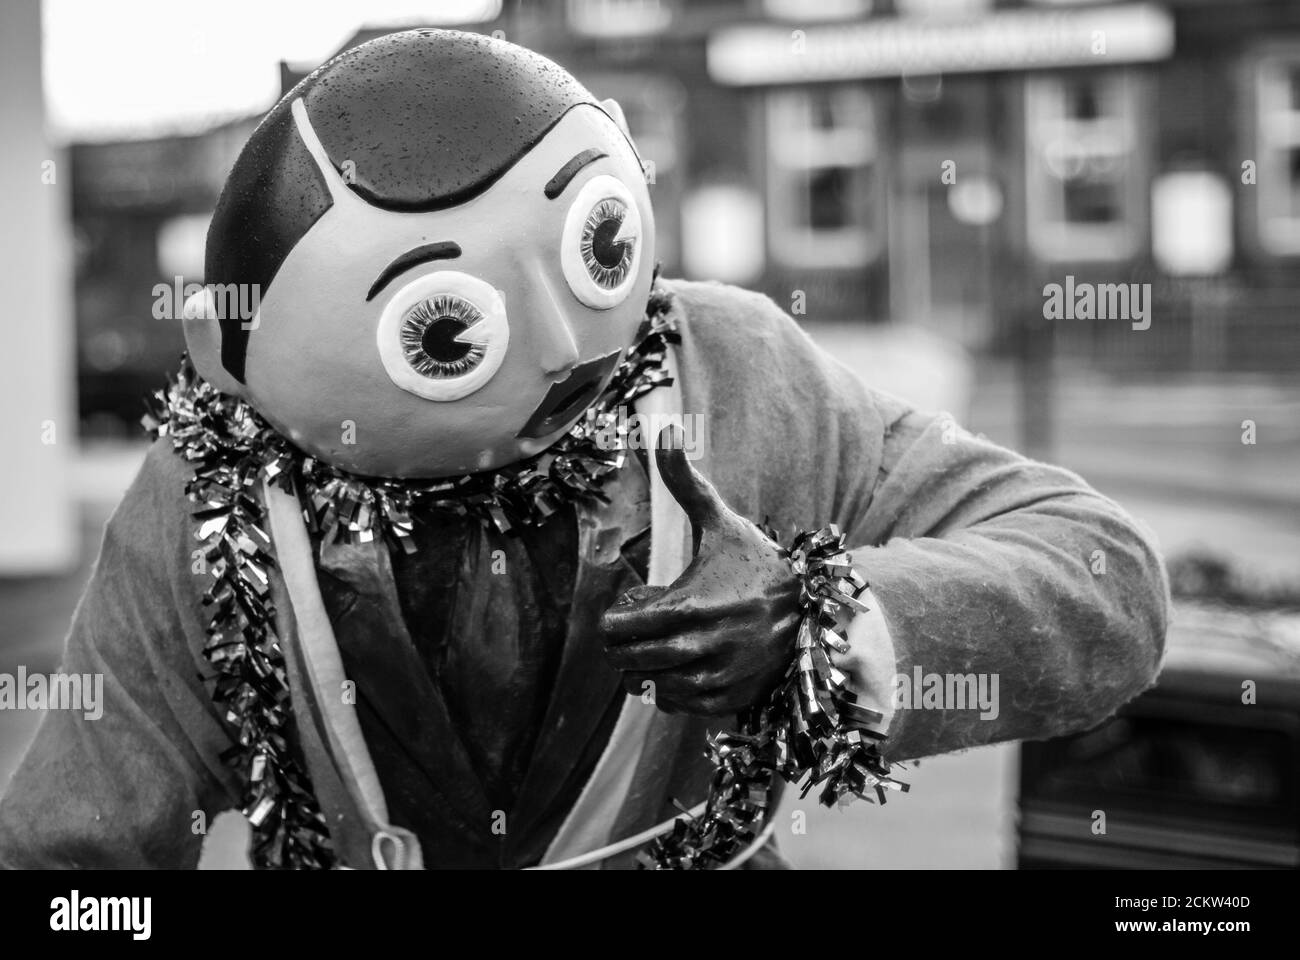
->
[517,349,623,440]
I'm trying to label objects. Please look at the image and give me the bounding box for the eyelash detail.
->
[400,294,487,379]
[580,198,635,290]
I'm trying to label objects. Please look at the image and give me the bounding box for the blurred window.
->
[1254,53,1300,254]
[766,86,881,269]
[894,0,991,15]
[578,72,683,272]
[682,184,765,284]
[1025,72,1144,261]
[156,213,210,282]
[566,0,672,37]
[762,0,872,19]
[1152,172,1233,276]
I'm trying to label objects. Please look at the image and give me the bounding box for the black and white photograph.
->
[0,0,1294,941]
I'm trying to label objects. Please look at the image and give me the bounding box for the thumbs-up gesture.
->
[600,426,802,717]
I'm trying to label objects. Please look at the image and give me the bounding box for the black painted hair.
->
[205,28,598,382]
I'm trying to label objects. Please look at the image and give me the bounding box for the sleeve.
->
[837,408,1170,762]
[0,440,240,868]
[667,280,1169,765]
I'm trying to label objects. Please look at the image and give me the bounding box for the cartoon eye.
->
[401,295,486,379]
[376,271,508,401]
[582,198,634,289]
[561,174,642,309]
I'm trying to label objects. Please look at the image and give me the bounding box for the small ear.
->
[182,288,246,397]
[600,98,631,139]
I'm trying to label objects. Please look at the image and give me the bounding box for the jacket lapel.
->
[506,450,651,855]
[316,535,493,834]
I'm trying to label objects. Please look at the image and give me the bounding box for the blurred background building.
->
[2,0,1297,868]
[71,0,1300,438]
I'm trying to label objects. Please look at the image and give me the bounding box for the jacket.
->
[0,279,1169,868]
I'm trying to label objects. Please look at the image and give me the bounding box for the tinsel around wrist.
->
[641,524,908,870]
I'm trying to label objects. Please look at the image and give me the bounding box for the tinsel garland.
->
[143,279,903,871]
[143,287,676,869]
[641,525,908,870]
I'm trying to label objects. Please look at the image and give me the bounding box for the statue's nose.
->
[530,271,582,377]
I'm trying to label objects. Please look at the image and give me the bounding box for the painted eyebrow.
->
[544,149,609,199]
[366,241,462,301]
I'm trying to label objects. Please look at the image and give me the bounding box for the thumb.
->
[655,424,726,551]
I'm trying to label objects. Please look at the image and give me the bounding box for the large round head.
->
[185,29,656,479]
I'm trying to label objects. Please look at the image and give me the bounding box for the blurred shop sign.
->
[707,3,1174,85]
